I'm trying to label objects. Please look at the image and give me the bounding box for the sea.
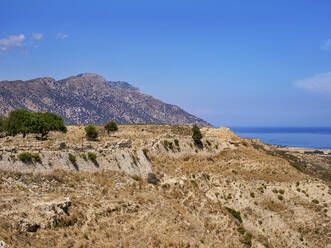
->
[230,127,331,149]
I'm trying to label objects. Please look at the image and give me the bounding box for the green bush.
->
[243,233,252,247]
[191,180,198,188]
[312,199,319,204]
[18,152,33,163]
[88,152,97,161]
[32,153,42,163]
[68,153,76,163]
[104,121,118,135]
[174,139,179,146]
[81,154,87,160]
[225,207,242,223]
[192,125,203,146]
[85,124,98,140]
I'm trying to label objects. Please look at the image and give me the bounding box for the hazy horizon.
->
[1,0,331,127]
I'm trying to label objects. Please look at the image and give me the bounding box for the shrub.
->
[32,153,42,163]
[81,154,87,160]
[163,140,174,151]
[192,125,203,146]
[279,189,285,195]
[250,192,255,198]
[312,199,319,204]
[191,180,198,188]
[163,140,169,149]
[88,152,97,161]
[85,124,98,140]
[174,139,179,146]
[104,121,118,135]
[243,233,252,247]
[68,153,76,163]
[278,195,284,201]
[18,152,33,163]
[225,207,242,223]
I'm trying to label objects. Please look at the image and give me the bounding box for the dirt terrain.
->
[0,125,330,248]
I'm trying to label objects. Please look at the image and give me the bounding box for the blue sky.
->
[1,0,331,127]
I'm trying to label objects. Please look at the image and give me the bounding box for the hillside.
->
[0,73,211,126]
[0,125,330,248]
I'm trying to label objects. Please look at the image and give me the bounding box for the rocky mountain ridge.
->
[0,73,211,126]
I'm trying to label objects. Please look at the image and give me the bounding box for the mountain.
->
[0,73,211,126]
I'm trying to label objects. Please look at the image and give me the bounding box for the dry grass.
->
[0,125,330,247]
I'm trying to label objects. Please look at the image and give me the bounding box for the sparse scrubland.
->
[0,121,330,247]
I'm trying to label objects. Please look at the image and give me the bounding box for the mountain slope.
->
[0,73,211,126]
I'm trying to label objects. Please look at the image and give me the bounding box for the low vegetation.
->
[18,152,42,163]
[18,152,33,163]
[104,121,118,135]
[68,153,76,163]
[88,152,97,161]
[85,124,98,140]
[225,207,242,223]
[192,124,203,147]
[32,153,42,163]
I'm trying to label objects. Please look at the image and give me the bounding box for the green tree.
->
[0,115,8,133]
[192,125,203,147]
[85,124,98,140]
[104,121,118,135]
[6,109,33,137]
[6,109,67,138]
[33,112,67,137]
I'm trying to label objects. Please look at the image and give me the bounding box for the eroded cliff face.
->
[0,73,211,126]
[0,125,330,248]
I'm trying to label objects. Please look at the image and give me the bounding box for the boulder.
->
[147,173,160,185]
[118,139,132,148]
[0,241,10,248]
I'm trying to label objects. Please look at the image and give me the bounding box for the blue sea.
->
[230,127,331,149]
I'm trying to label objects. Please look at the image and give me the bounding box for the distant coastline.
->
[230,126,331,149]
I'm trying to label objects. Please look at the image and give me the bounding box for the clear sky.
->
[1,0,331,127]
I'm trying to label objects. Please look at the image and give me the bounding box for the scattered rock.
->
[118,139,132,148]
[59,142,67,149]
[147,173,160,185]
[0,241,9,248]
[19,221,40,232]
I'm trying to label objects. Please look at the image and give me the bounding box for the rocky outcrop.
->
[0,126,234,179]
[0,73,211,126]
